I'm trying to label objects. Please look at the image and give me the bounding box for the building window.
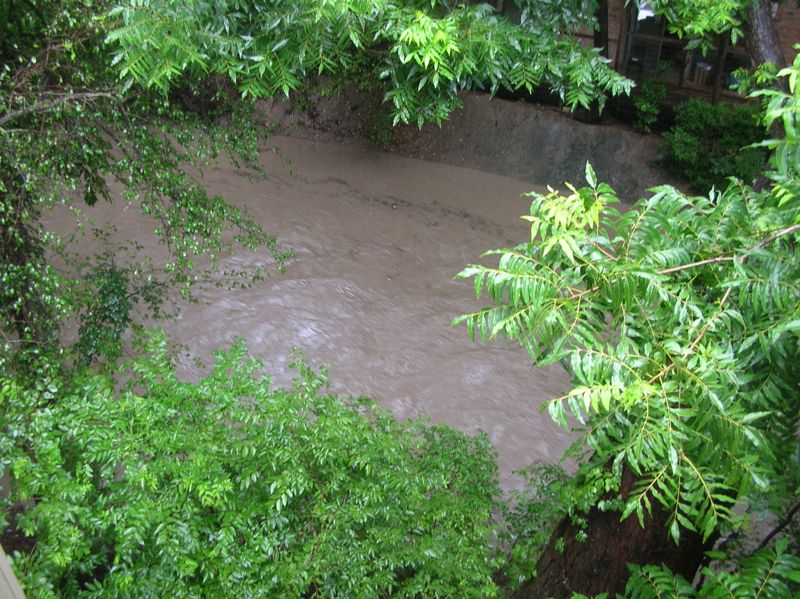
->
[620,3,749,102]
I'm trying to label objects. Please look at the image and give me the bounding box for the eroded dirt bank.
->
[261,90,679,201]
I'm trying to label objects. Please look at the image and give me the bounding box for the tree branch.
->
[568,223,800,302]
[0,92,115,127]
[645,223,799,383]
[648,286,733,384]
[755,223,800,249]
[659,255,735,274]
[753,499,800,553]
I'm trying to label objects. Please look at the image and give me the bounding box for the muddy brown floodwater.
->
[52,135,574,490]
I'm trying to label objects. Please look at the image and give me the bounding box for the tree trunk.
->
[744,0,785,69]
[742,0,785,183]
[516,466,716,598]
[594,0,609,58]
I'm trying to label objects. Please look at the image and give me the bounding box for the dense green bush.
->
[660,98,767,192]
[1,331,501,597]
[632,63,669,134]
[633,78,667,133]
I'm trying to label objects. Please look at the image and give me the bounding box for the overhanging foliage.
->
[0,0,291,356]
[106,0,633,126]
[456,54,800,591]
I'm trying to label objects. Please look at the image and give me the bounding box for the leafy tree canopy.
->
[1,0,292,358]
[106,0,632,125]
[0,0,639,358]
[643,0,747,43]
[457,53,800,596]
[2,1,798,597]
[2,331,500,596]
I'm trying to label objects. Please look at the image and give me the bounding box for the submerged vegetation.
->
[2,0,799,597]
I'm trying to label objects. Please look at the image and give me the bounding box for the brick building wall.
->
[605,0,800,68]
[574,1,628,60]
[505,0,797,69]
[607,0,626,62]
[776,3,800,63]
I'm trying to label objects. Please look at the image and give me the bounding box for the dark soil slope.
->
[260,90,680,201]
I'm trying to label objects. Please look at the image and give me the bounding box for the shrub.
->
[632,68,667,134]
[660,98,767,192]
[633,79,666,133]
[1,331,500,597]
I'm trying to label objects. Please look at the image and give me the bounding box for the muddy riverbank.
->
[260,90,681,201]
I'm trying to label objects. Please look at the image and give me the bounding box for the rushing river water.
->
[53,135,574,490]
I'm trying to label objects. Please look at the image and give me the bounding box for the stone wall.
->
[260,91,680,201]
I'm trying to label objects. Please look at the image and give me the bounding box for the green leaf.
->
[585,162,597,189]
